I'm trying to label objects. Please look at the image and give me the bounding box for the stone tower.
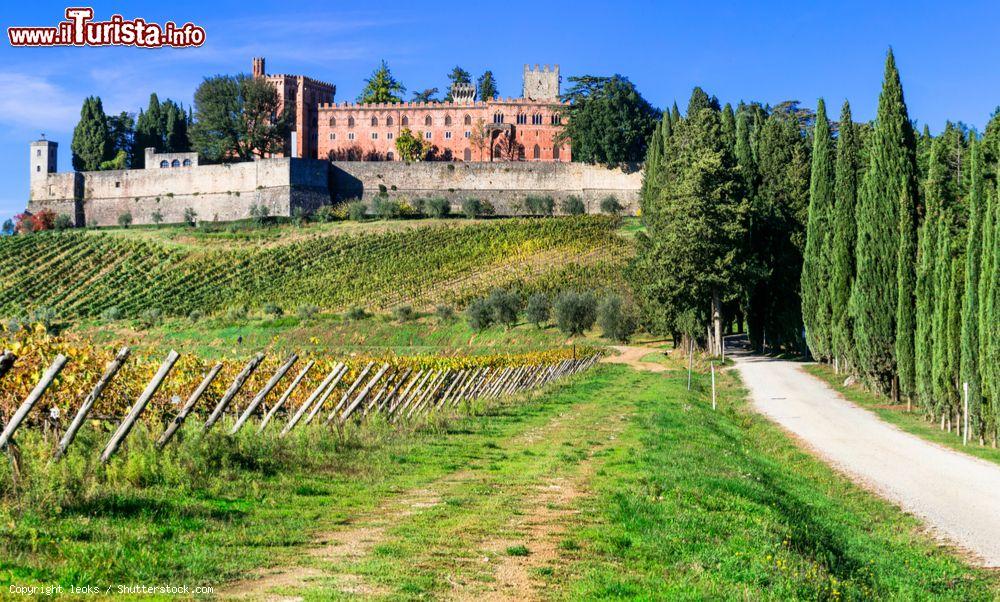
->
[252,56,266,78]
[522,64,560,101]
[30,139,57,182]
[450,82,475,103]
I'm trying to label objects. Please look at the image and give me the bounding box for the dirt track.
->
[734,354,1000,567]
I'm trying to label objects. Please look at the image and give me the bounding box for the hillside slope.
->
[0,216,629,319]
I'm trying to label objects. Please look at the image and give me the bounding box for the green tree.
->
[394,127,429,161]
[801,98,835,361]
[557,75,658,166]
[71,96,113,171]
[895,176,918,402]
[476,71,498,100]
[107,111,134,167]
[133,93,162,166]
[411,88,439,102]
[960,136,984,435]
[358,60,405,104]
[686,86,720,116]
[916,137,946,413]
[721,103,737,152]
[830,101,859,370]
[981,185,999,435]
[190,74,292,161]
[443,66,471,101]
[849,49,919,397]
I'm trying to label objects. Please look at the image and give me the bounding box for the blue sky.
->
[2,0,999,222]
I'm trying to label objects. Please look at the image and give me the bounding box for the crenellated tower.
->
[522,64,560,101]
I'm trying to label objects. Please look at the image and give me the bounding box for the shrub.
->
[560,196,586,216]
[225,306,248,322]
[488,289,521,329]
[188,309,204,323]
[466,298,494,331]
[506,545,530,556]
[249,203,271,225]
[53,214,74,231]
[600,195,624,216]
[525,293,550,327]
[5,317,24,333]
[183,207,198,226]
[117,212,133,228]
[348,200,367,221]
[100,306,123,322]
[30,306,58,331]
[426,197,451,218]
[373,197,401,220]
[138,307,162,328]
[461,198,482,219]
[346,306,368,321]
[597,295,637,343]
[435,304,455,322]
[263,303,284,318]
[291,206,310,226]
[526,195,555,216]
[554,291,597,336]
[479,199,496,216]
[151,209,164,225]
[296,304,319,320]
[394,305,416,322]
[314,205,340,222]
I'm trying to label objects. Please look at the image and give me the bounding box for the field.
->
[1,355,995,599]
[0,216,630,320]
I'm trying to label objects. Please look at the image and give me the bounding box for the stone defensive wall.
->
[330,161,642,214]
[28,158,331,227]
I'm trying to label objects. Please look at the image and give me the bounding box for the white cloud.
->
[0,72,79,133]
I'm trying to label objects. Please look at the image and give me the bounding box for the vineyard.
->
[0,216,630,319]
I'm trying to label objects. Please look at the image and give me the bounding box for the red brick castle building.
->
[253,58,570,163]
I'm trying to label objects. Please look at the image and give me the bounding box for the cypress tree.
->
[895,174,918,402]
[734,108,756,190]
[640,117,666,208]
[849,49,919,396]
[721,103,737,152]
[931,229,953,421]
[801,99,835,360]
[980,185,998,439]
[830,101,859,370]
[71,96,113,171]
[670,102,681,125]
[960,136,984,436]
[916,138,945,414]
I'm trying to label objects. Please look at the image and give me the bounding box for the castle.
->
[26,59,640,227]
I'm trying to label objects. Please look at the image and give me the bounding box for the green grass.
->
[805,363,1000,467]
[1,363,993,600]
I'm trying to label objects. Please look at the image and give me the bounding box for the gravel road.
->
[733,354,1000,567]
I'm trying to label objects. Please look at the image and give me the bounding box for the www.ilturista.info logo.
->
[8,7,206,48]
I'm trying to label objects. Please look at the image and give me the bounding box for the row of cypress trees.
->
[801,50,1000,443]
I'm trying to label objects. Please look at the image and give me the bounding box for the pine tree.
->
[71,96,113,171]
[721,103,737,152]
[895,174,918,402]
[686,87,719,116]
[801,99,835,360]
[670,102,681,125]
[960,135,984,436]
[830,101,859,370]
[357,60,406,104]
[443,66,471,101]
[476,71,498,100]
[849,49,919,396]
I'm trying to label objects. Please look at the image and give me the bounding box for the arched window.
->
[401,115,409,126]
[182,158,192,167]
[36,165,41,172]
[159,160,168,168]
[553,145,560,160]
[464,115,472,125]
[371,116,378,126]
[171,159,180,167]
[493,112,504,124]
[463,148,472,161]
[424,115,432,126]
[444,115,452,126]
[550,114,562,125]
[532,145,540,160]
[329,117,337,126]
[348,116,355,127]
[386,116,394,126]
[387,151,394,161]
[532,114,543,125]
[516,113,527,125]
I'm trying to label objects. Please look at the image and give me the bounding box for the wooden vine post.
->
[54,346,131,461]
[204,353,264,431]
[230,354,299,434]
[259,361,314,432]
[100,350,180,463]
[156,362,223,448]
[0,354,68,450]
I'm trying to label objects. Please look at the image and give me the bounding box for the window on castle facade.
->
[550,114,562,125]
[464,148,471,161]
[553,145,560,160]
[532,114,543,125]
[348,117,355,127]
[424,131,432,140]
[424,115,432,126]
[348,132,355,140]
[329,117,336,126]
[533,144,540,160]
[387,132,393,140]
[445,131,452,139]
[493,112,504,124]
[387,116,394,126]
[371,132,378,140]
[36,149,41,156]
[518,145,525,160]
[371,116,378,126]
[464,131,471,138]
[464,115,472,125]
[517,113,527,125]
[402,115,409,126]
[160,160,168,168]
[445,115,452,126]
[183,159,192,167]
[329,133,335,140]
[171,159,180,167]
